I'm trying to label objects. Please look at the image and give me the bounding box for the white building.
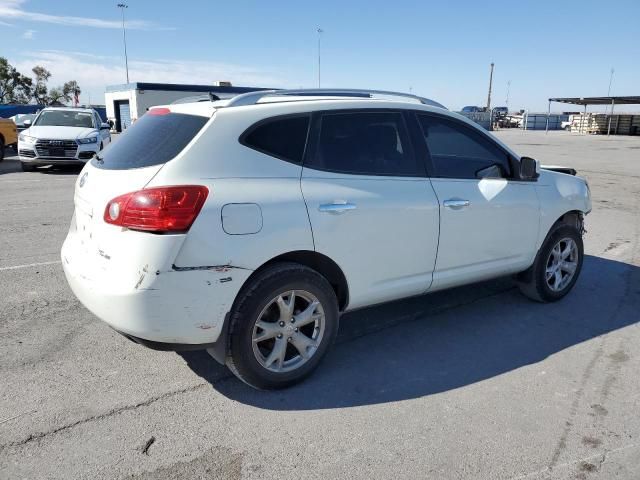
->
[104,82,268,132]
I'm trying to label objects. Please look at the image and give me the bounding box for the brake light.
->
[148,107,171,116]
[104,185,209,232]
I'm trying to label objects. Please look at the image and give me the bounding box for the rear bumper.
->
[61,227,251,345]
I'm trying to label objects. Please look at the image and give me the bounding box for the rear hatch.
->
[68,107,212,278]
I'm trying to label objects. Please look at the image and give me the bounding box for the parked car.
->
[492,106,508,117]
[61,89,592,389]
[0,117,18,161]
[18,107,111,171]
[461,105,484,113]
[9,113,37,132]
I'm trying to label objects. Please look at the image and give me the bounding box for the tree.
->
[0,57,33,104]
[47,87,65,106]
[32,65,51,105]
[62,80,81,105]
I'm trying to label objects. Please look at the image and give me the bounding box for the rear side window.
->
[309,111,419,176]
[417,114,511,179]
[241,115,310,164]
[93,111,208,170]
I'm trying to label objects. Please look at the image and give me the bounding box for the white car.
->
[18,107,111,171]
[61,89,592,389]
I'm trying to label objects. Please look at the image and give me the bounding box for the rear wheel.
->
[0,142,4,162]
[518,225,583,302]
[21,161,36,172]
[225,262,339,389]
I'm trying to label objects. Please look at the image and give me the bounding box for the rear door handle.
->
[318,201,357,215]
[443,199,470,210]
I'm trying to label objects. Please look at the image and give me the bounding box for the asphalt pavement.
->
[1,130,639,479]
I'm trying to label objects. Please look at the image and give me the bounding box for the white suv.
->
[61,89,591,389]
[18,107,111,171]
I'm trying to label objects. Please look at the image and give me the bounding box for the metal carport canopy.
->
[549,96,640,106]
[545,96,640,135]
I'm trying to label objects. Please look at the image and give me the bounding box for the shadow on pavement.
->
[0,158,21,175]
[180,255,639,410]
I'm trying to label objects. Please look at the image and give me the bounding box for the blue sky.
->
[1,0,639,111]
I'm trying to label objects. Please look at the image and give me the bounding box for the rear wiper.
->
[95,154,104,163]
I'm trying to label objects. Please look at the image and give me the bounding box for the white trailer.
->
[104,82,268,132]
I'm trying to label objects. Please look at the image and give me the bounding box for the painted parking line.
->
[0,260,61,271]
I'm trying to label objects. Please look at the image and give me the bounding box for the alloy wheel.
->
[251,290,325,373]
[545,237,579,292]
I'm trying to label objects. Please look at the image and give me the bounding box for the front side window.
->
[34,110,95,128]
[310,111,418,176]
[242,115,310,164]
[417,114,511,179]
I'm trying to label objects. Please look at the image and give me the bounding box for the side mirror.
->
[100,122,111,130]
[520,156,540,180]
[23,119,32,127]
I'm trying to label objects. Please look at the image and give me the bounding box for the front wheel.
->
[224,263,339,389]
[518,225,584,302]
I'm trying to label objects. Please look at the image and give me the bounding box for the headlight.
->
[19,134,36,144]
[77,136,98,144]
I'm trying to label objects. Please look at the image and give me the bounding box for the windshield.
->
[34,110,95,128]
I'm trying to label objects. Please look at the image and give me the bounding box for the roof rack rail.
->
[171,92,222,104]
[225,89,447,109]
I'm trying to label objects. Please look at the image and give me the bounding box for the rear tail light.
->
[104,185,209,233]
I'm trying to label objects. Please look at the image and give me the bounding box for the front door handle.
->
[318,201,357,215]
[443,199,471,210]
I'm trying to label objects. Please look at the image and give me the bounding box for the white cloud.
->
[21,29,35,39]
[13,50,287,104]
[0,0,168,30]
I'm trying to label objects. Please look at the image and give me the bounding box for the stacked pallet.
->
[571,113,640,135]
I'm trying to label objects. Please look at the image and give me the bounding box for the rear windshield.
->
[92,111,208,170]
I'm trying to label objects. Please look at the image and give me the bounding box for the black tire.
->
[226,262,339,389]
[21,162,36,172]
[0,142,4,162]
[517,225,584,302]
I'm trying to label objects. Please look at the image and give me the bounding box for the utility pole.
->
[505,80,511,108]
[607,67,615,114]
[317,27,323,88]
[486,62,494,110]
[118,3,130,83]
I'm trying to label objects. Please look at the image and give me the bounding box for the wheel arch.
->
[208,250,349,366]
[242,250,349,312]
[550,210,585,234]
[537,209,585,250]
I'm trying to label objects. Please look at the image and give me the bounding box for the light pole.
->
[486,62,494,110]
[317,27,323,88]
[117,3,130,83]
[505,80,511,108]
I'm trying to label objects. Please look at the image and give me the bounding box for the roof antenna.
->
[209,92,220,102]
